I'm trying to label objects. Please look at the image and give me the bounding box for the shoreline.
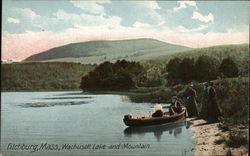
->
[188,118,248,156]
[0,89,82,93]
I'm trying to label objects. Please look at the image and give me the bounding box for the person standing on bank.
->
[206,82,222,121]
[186,82,198,117]
[199,82,209,119]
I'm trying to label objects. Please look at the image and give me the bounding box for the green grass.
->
[218,123,230,132]
[1,62,95,91]
[225,131,248,148]
[214,137,226,145]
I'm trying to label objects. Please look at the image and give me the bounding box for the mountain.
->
[24,38,190,64]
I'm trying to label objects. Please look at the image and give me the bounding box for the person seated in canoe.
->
[169,96,183,116]
[152,104,164,117]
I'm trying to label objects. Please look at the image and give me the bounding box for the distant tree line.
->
[80,60,145,90]
[166,56,239,85]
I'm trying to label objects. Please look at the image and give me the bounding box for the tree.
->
[166,57,182,85]
[219,57,239,78]
[80,60,144,90]
[179,58,195,83]
[138,67,162,87]
[195,55,220,82]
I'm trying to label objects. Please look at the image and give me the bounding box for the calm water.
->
[1,91,195,156]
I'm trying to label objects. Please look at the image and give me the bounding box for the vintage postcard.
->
[1,0,249,156]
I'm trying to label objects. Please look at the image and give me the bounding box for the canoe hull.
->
[123,109,186,127]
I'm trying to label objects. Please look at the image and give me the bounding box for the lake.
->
[1,91,195,156]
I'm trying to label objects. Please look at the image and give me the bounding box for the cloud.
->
[5,2,160,34]
[7,17,20,24]
[175,25,209,33]
[9,6,122,32]
[10,7,52,29]
[69,0,110,15]
[142,1,161,10]
[192,11,214,23]
[131,1,164,25]
[132,21,164,29]
[174,1,197,12]
[53,9,122,27]
[12,7,40,20]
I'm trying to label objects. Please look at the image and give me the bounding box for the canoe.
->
[124,120,191,136]
[123,108,186,127]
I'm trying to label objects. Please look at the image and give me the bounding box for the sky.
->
[2,0,249,60]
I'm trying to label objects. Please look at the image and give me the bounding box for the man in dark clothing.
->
[169,96,182,115]
[186,83,198,117]
[206,82,222,121]
[152,109,164,117]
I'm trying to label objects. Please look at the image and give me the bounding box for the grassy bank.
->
[1,62,96,91]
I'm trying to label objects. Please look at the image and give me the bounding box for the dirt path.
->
[187,118,248,156]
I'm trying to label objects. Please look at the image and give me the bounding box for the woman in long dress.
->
[206,82,222,121]
[199,82,209,119]
[186,83,198,117]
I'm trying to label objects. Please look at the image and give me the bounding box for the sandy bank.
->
[187,118,248,156]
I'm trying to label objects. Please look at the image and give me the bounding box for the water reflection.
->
[55,92,89,96]
[21,101,92,108]
[124,121,192,141]
[35,96,93,100]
